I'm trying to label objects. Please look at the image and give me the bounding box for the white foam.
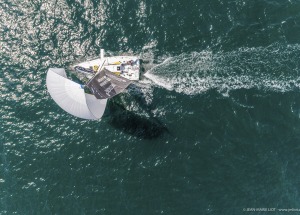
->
[144,45,300,95]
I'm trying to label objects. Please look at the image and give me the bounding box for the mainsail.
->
[86,68,133,99]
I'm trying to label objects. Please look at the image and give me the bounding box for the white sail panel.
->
[46,68,107,120]
[85,93,107,119]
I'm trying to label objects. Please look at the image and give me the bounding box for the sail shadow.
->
[107,101,168,139]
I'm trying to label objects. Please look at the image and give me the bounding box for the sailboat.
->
[46,49,141,120]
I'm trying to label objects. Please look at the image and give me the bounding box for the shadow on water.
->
[106,99,168,140]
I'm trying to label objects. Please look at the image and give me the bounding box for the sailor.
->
[127,60,134,65]
[120,63,125,71]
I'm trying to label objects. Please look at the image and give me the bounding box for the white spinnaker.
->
[46,68,107,120]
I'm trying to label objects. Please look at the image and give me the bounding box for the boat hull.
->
[73,56,140,81]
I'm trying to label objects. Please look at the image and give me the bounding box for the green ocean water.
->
[2,0,300,214]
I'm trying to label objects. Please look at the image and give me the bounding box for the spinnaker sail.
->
[46,68,107,120]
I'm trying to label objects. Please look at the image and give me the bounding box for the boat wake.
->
[143,44,300,96]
